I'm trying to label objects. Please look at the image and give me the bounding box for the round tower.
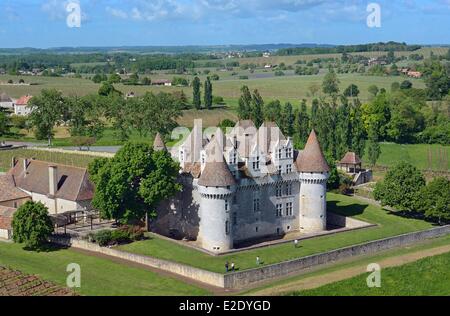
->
[296,130,330,233]
[197,160,236,253]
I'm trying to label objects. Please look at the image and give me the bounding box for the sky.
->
[0,0,449,48]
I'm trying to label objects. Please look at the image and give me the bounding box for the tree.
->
[374,162,426,212]
[368,85,379,97]
[366,123,381,166]
[237,85,252,120]
[417,177,450,225]
[12,201,53,251]
[0,111,9,136]
[391,82,400,92]
[204,77,213,110]
[281,102,295,137]
[294,99,310,148]
[192,76,201,109]
[343,84,360,98]
[263,100,282,124]
[89,143,182,224]
[400,80,413,90]
[322,69,340,96]
[29,89,66,146]
[98,82,121,96]
[251,89,264,127]
[109,73,122,84]
[350,100,366,158]
[335,103,351,160]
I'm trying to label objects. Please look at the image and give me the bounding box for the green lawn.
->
[363,142,450,171]
[240,234,450,295]
[292,251,450,296]
[0,242,210,296]
[118,193,434,273]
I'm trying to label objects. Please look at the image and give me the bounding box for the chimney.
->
[49,165,58,196]
[23,159,28,177]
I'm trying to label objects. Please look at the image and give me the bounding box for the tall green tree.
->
[350,99,366,158]
[281,102,295,137]
[12,201,53,251]
[343,84,360,98]
[237,85,252,120]
[204,77,213,110]
[29,89,66,146]
[251,89,264,127]
[374,162,426,212]
[192,76,201,109]
[89,142,182,224]
[294,99,310,148]
[263,100,282,125]
[335,103,351,160]
[367,123,381,166]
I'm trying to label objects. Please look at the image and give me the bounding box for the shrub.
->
[111,229,131,244]
[93,230,113,247]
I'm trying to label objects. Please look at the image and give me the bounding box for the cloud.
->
[106,6,128,19]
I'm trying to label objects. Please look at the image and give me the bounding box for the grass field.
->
[117,193,434,273]
[0,72,425,106]
[291,250,450,296]
[0,242,210,296]
[363,143,450,171]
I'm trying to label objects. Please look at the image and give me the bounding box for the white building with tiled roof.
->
[153,120,330,253]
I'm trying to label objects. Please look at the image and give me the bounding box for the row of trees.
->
[27,86,183,146]
[192,76,213,110]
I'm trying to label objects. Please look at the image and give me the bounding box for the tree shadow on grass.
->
[386,210,444,226]
[327,200,369,217]
[21,242,69,253]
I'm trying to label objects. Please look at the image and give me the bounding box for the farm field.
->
[0,72,425,105]
[362,143,450,171]
[291,250,450,296]
[0,242,210,296]
[117,193,434,273]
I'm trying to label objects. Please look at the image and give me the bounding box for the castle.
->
[152,120,330,253]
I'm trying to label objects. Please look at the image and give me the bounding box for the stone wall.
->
[223,225,450,289]
[51,225,450,290]
[50,237,224,288]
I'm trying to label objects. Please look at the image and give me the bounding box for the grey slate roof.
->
[198,159,236,187]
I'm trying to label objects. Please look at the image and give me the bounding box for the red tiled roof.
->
[15,95,32,106]
[295,130,330,173]
[339,152,362,165]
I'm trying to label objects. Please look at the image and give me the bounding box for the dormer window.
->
[252,156,260,171]
[180,150,184,162]
[278,165,282,175]
[286,148,292,158]
[277,149,282,159]
[286,164,292,173]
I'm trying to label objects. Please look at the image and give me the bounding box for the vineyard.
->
[0,266,77,296]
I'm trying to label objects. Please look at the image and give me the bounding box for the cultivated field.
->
[0,265,77,296]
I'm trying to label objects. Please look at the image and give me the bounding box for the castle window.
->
[276,184,282,197]
[253,198,260,212]
[286,148,292,158]
[286,202,293,216]
[256,226,259,233]
[225,200,229,212]
[276,204,283,217]
[285,183,292,196]
[252,156,260,171]
[225,221,230,235]
[277,149,283,159]
[286,164,292,173]
[180,150,184,161]
[278,165,282,175]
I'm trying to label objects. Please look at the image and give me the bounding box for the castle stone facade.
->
[152,120,330,253]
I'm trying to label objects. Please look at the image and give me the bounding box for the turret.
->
[197,158,236,253]
[296,130,330,233]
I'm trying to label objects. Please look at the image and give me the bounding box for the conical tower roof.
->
[153,133,166,151]
[296,130,330,173]
[198,158,236,187]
